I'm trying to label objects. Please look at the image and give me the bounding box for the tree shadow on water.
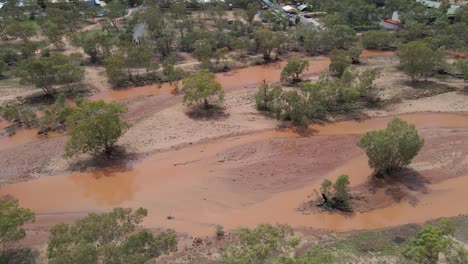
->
[66,146,136,174]
[367,168,430,206]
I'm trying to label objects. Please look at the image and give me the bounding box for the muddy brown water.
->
[1,112,467,235]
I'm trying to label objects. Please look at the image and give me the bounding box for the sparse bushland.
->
[357,118,424,175]
[47,208,177,264]
[0,199,34,261]
[64,100,129,158]
[315,174,352,211]
[255,68,380,126]
[182,69,224,110]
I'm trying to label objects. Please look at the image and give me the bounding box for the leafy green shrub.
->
[222,224,300,264]
[47,208,177,264]
[255,82,282,113]
[357,118,424,174]
[362,30,396,50]
[0,199,34,256]
[329,49,352,77]
[315,174,351,211]
[402,219,468,264]
[65,100,129,157]
[397,41,442,82]
[280,57,309,83]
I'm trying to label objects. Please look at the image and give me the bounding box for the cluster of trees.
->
[14,54,85,95]
[1,96,129,157]
[256,68,380,126]
[1,94,73,133]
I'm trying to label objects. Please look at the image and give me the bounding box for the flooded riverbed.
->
[1,112,467,235]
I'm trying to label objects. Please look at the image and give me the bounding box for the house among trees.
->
[382,11,403,30]
[416,0,461,18]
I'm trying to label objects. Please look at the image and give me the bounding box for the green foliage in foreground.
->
[402,219,468,264]
[47,208,177,264]
[0,199,34,255]
[65,100,129,157]
[357,118,424,174]
[222,224,300,264]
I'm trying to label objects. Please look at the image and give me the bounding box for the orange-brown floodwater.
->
[1,112,468,235]
[0,128,65,150]
[88,50,393,103]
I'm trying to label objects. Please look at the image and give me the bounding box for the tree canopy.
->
[182,69,224,109]
[0,199,34,256]
[64,100,129,157]
[47,208,177,264]
[357,118,424,174]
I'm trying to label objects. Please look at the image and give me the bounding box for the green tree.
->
[1,101,37,127]
[456,59,468,88]
[194,38,213,68]
[241,2,258,32]
[105,0,127,31]
[104,53,126,86]
[362,30,396,50]
[397,41,442,82]
[38,94,74,133]
[64,100,129,157]
[79,31,113,64]
[255,82,282,112]
[163,64,186,93]
[0,60,5,78]
[329,49,352,77]
[254,28,286,61]
[222,224,300,264]
[316,174,351,210]
[14,54,84,95]
[182,69,224,109]
[0,199,34,255]
[357,118,424,174]
[47,208,177,264]
[42,21,64,49]
[281,58,309,83]
[402,220,468,264]
[5,21,36,43]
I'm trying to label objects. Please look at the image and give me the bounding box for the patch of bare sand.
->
[118,88,278,154]
[367,91,468,117]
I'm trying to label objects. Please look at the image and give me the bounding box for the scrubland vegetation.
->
[0,0,467,263]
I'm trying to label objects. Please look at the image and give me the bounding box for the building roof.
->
[415,0,461,16]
